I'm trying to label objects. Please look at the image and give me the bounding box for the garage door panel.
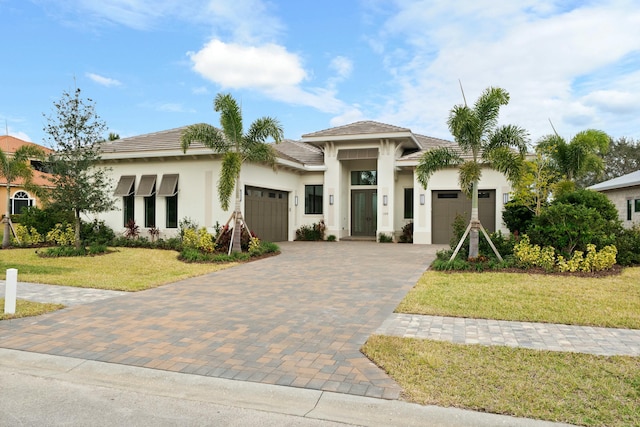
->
[432,190,495,244]
[245,186,288,242]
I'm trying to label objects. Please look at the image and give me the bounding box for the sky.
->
[2,0,640,148]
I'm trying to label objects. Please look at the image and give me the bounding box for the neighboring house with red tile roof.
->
[97,121,513,244]
[0,135,53,216]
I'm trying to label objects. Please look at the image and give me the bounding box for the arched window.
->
[11,191,33,214]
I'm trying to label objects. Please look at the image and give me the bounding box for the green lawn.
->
[0,247,235,291]
[362,267,640,426]
[396,268,640,328]
[362,336,639,427]
[0,299,64,320]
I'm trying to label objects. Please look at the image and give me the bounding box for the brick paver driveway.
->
[0,241,440,399]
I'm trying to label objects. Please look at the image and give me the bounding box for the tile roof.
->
[0,136,54,187]
[100,125,207,154]
[301,120,411,138]
[272,139,323,166]
[589,170,640,191]
[0,135,53,155]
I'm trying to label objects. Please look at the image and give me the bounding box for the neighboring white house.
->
[97,121,513,244]
[589,170,640,228]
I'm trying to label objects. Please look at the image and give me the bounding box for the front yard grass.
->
[363,267,640,426]
[0,299,64,320]
[0,247,235,291]
[362,336,639,427]
[396,268,640,329]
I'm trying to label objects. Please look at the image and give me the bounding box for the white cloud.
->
[86,72,122,87]
[192,86,210,95]
[330,56,353,80]
[366,0,640,141]
[188,40,307,90]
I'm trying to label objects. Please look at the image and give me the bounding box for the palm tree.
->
[1,144,45,248]
[181,93,284,253]
[416,86,529,259]
[536,128,610,184]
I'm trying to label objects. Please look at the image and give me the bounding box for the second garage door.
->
[431,190,496,244]
[244,186,288,242]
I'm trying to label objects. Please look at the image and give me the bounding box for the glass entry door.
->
[351,189,377,236]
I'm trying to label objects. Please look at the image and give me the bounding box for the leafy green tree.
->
[537,128,611,185]
[416,86,528,258]
[181,93,284,253]
[511,149,558,216]
[580,136,640,187]
[43,87,115,249]
[1,144,45,248]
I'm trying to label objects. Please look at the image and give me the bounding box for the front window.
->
[166,195,178,228]
[11,191,33,214]
[305,185,323,214]
[123,194,135,226]
[351,171,377,186]
[144,184,156,228]
[404,188,414,219]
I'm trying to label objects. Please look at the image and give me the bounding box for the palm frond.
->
[243,142,277,167]
[218,151,242,211]
[245,117,284,144]
[180,123,227,152]
[458,161,482,197]
[485,124,530,156]
[484,146,525,185]
[415,147,463,189]
[214,93,243,147]
[474,87,509,134]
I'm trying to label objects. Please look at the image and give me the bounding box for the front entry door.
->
[351,189,377,236]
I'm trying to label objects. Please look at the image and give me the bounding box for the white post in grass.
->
[4,268,17,314]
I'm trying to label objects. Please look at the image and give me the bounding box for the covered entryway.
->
[244,186,288,242]
[351,189,377,237]
[431,190,496,244]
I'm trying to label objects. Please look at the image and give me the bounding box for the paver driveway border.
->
[0,241,443,399]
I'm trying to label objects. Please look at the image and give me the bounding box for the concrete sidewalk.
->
[0,348,571,426]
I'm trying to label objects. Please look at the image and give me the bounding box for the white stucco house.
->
[589,170,640,228]
[97,121,513,244]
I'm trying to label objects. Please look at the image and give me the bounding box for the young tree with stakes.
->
[43,87,115,250]
[416,85,529,260]
[181,93,284,254]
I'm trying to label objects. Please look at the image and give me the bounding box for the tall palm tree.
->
[1,144,45,248]
[181,93,284,253]
[416,86,529,259]
[536,128,610,183]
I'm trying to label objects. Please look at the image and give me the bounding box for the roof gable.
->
[302,121,411,138]
[0,135,53,154]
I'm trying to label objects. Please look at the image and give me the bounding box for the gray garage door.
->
[431,190,496,244]
[244,186,288,242]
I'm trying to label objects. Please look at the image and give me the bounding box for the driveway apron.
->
[0,242,439,399]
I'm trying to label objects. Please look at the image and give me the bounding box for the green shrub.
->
[502,199,535,234]
[81,219,115,246]
[46,223,75,246]
[614,225,640,266]
[12,224,43,246]
[528,203,613,256]
[217,225,253,251]
[295,221,326,241]
[514,235,617,272]
[327,235,336,242]
[398,222,413,243]
[182,227,215,253]
[378,233,393,243]
[14,206,74,236]
[38,246,87,257]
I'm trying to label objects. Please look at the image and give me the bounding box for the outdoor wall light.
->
[420,194,425,205]
[329,195,334,205]
[503,193,510,204]
[383,195,388,206]
[295,195,299,206]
